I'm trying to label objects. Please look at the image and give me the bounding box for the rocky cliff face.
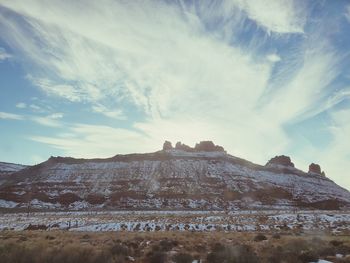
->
[0,141,349,211]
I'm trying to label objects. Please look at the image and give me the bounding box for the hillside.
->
[0,141,349,211]
[0,162,28,176]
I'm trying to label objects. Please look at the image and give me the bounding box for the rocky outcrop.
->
[308,163,325,176]
[266,155,295,167]
[194,141,226,152]
[166,140,226,153]
[175,142,193,151]
[162,141,173,151]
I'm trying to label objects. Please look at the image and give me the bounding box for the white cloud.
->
[314,109,350,190]
[262,43,341,123]
[0,111,23,120]
[15,102,27,109]
[266,53,281,62]
[233,0,305,33]
[28,76,82,102]
[346,5,350,22]
[31,113,63,127]
[29,104,43,112]
[92,104,125,120]
[0,47,11,61]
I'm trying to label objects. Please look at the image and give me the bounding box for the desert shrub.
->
[159,239,177,251]
[298,251,319,263]
[147,251,167,263]
[110,243,129,256]
[0,242,116,263]
[194,244,206,253]
[254,233,267,242]
[316,245,335,257]
[330,240,343,247]
[272,233,281,239]
[266,239,314,263]
[267,246,285,263]
[284,239,308,254]
[173,252,193,263]
[207,244,258,263]
[81,234,90,239]
[45,235,55,240]
[335,245,350,255]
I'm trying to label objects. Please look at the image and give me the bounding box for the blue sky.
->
[1,0,350,190]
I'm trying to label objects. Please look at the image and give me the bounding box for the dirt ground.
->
[1,230,350,263]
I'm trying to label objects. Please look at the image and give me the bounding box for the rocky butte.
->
[0,141,349,211]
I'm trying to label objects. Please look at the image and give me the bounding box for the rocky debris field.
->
[0,210,349,235]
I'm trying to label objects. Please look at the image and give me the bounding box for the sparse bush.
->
[110,243,129,256]
[330,240,343,247]
[272,233,281,239]
[173,252,193,263]
[298,251,319,263]
[148,251,167,263]
[159,239,177,251]
[207,243,259,263]
[254,233,267,242]
[335,245,350,255]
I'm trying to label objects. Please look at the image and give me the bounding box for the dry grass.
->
[0,231,350,262]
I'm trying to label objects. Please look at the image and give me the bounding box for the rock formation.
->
[266,155,295,167]
[308,163,325,176]
[194,141,226,152]
[162,141,173,151]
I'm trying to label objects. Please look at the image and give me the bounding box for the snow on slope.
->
[0,142,349,211]
[0,162,27,174]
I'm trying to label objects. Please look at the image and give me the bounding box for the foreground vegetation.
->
[0,231,350,263]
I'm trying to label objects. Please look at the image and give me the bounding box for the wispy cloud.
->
[0,111,23,120]
[31,113,63,127]
[233,0,306,33]
[266,53,281,62]
[346,5,350,22]
[15,102,27,109]
[28,76,82,102]
[0,47,11,61]
[92,104,125,120]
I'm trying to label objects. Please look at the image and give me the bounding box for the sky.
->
[0,0,350,190]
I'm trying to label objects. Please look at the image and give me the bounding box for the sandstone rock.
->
[162,141,173,151]
[308,163,322,175]
[266,155,295,167]
[194,141,225,152]
[175,142,193,151]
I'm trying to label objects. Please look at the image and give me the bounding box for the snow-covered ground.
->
[0,210,349,233]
